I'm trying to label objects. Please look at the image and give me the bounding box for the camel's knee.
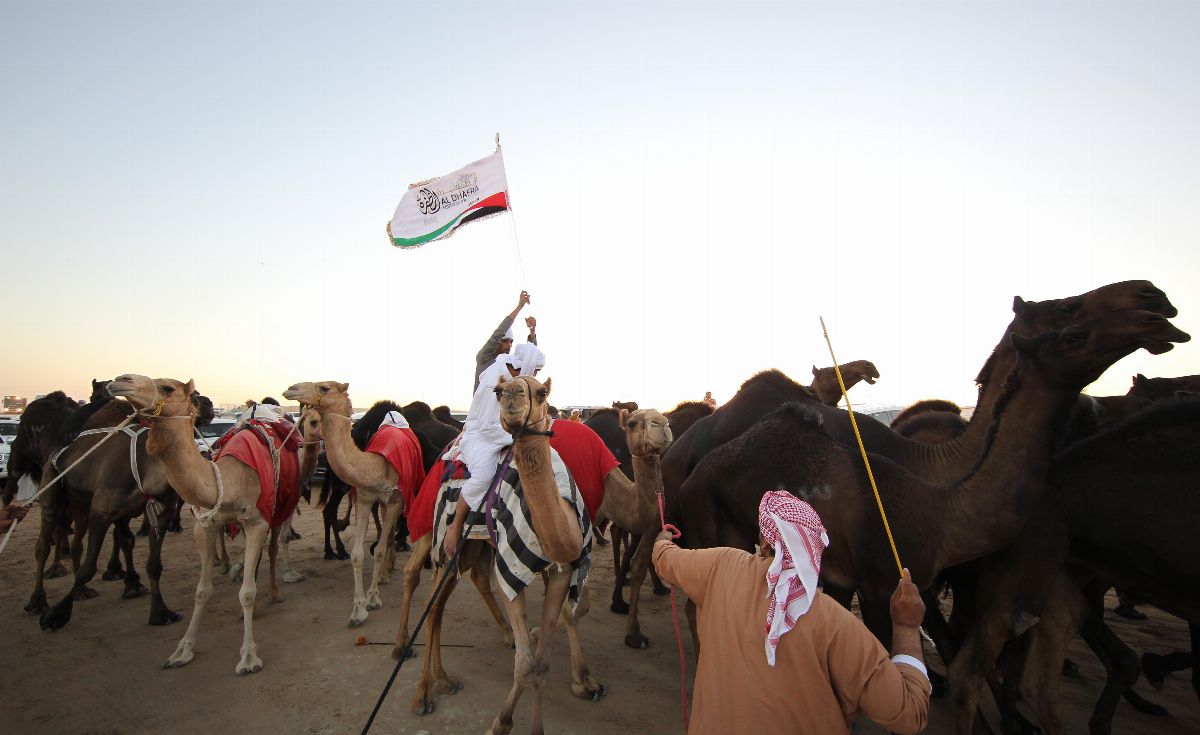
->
[238,587,257,608]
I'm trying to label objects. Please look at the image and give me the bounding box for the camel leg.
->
[485,589,531,735]
[560,578,605,700]
[394,533,431,658]
[26,499,59,614]
[281,512,305,583]
[235,521,270,675]
[366,498,403,611]
[266,526,283,604]
[411,564,464,715]
[113,517,146,599]
[950,609,1015,735]
[324,486,349,559]
[103,523,125,580]
[40,511,113,631]
[145,498,181,625]
[610,526,630,613]
[348,494,373,626]
[1077,585,1143,735]
[165,522,218,668]
[467,543,514,647]
[215,526,231,575]
[623,532,655,649]
[491,570,572,735]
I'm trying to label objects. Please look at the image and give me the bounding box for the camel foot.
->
[286,528,301,542]
[394,539,410,552]
[1124,689,1169,717]
[149,608,183,626]
[378,573,391,586]
[1114,604,1147,621]
[323,549,339,560]
[39,600,73,631]
[572,679,607,701]
[164,646,194,669]
[365,591,383,611]
[411,696,437,716]
[1142,653,1169,690]
[348,604,369,627]
[73,585,99,601]
[268,593,284,605]
[228,562,244,582]
[929,670,948,699]
[391,644,417,661]
[624,632,650,649]
[121,583,147,599]
[594,533,609,546]
[283,569,305,583]
[45,562,68,580]
[24,592,48,614]
[235,652,264,675]
[102,568,125,581]
[435,675,463,695]
[487,714,514,735]
[610,598,630,615]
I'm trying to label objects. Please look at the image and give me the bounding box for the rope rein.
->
[819,317,903,576]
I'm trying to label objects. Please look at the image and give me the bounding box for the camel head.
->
[1009,310,1190,390]
[283,381,352,414]
[620,408,673,457]
[809,360,879,406]
[108,374,197,418]
[1011,280,1178,334]
[1128,373,1200,400]
[297,409,324,442]
[496,375,553,436]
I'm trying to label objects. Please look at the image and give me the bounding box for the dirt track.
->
[1,497,1195,735]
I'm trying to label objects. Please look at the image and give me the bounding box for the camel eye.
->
[319,386,329,393]
[536,389,548,399]
[1062,330,1088,347]
[162,386,174,394]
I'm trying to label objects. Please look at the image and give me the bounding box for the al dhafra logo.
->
[417,187,441,215]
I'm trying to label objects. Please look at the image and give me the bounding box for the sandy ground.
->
[1,493,1195,735]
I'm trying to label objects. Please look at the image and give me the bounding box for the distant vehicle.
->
[850,404,906,427]
[0,416,18,480]
[195,419,237,457]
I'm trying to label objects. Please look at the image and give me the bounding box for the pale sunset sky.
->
[2,1,1197,412]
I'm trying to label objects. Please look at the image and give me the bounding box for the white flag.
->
[388,148,509,249]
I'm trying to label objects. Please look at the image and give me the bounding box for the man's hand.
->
[443,523,463,560]
[517,290,531,309]
[656,529,675,544]
[890,568,925,628]
[0,503,29,523]
[525,316,536,331]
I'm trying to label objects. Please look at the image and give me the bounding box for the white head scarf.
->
[237,402,285,423]
[380,410,409,429]
[511,342,546,376]
[759,490,829,666]
[502,326,515,341]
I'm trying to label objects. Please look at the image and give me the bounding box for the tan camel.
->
[411,376,602,733]
[600,408,673,649]
[107,374,317,675]
[282,381,403,626]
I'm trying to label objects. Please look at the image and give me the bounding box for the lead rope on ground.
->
[819,317,904,576]
[657,488,690,732]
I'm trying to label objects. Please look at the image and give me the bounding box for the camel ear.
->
[1012,295,1028,317]
[543,377,552,396]
[619,408,630,428]
[498,373,509,384]
[812,365,819,376]
[184,379,195,396]
[338,382,349,393]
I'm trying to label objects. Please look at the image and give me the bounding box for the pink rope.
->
[658,491,690,732]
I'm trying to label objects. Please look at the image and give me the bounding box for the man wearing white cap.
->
[653,490,930,734]
[473,290,537,391]
[444,341,547,557]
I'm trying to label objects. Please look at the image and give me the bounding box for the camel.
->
[673,309,1189,657]
[663,399,714,439]
[401,401,459,467]
[1128,372,1200,400]
[808,359,880,405]
[432,405,464,431]
[103,374,316,674]
[612,400,638,412]
[32,391,212,630]
[413,374,599,734]
[282,382,423,626]
[890,400,968,443]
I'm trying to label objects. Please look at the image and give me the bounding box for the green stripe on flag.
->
[391,212,464,248]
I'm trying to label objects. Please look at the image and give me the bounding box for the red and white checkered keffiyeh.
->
[759,490,829,666]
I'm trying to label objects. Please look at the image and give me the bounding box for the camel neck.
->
[512,435,583,564]
[146,416,222,510]
[316,405,386,490]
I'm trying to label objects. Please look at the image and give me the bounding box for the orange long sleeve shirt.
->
[654,540,930,735]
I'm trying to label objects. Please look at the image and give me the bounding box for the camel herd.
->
[2,278,1198,734]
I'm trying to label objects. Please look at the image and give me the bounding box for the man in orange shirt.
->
[654,491,930,734]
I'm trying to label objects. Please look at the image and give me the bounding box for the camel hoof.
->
[625,633,650,649]
[236,656,264,675]
[337,550,350,560]
[283,570,305,583]
[348,607,368,627]
[164,653,193,669]
[324,550,339,560]
[122,584,147,600]
[391,645,417,661]
[74,586,100,601]
[149,609,183,626]
[45,563,68,580]
[24,595,48,614]
[102,569,125,581]
[39,604,72,631]
[436,678,463,695]
[610,599,630,615]
[412,698,437,716]
[592,684,607,701]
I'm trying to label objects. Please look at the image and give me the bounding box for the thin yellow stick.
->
[819,317,904,577]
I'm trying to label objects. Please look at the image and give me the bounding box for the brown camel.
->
[663,399,714,438]
[1128,372,1200,400]
[105,375,316,674]
[675,310,1189,655]
[809,359,880,405]
[889,399,968,443]
[612,400,639,412]
[282,382,412,626]
[432,405,464,431]
[411,376,602,733]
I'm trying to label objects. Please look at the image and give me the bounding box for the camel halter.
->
[501,376,555,439]
[820,317,903,576]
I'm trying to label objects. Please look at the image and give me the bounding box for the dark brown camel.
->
[611,400,638,412]
[674,310,1188,661]
[33,395,195,630]
[890,399,968,443]
[432,405,464,431]
[663,399,714,439]
[809,359,880,405]
[1128,372,1200,400]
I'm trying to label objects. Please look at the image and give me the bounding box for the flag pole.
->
[497,132,529,291]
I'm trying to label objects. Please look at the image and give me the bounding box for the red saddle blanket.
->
[213,421,301,529]
[363,424,427,505]
[408,419,615,542]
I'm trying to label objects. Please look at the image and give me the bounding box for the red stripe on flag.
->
[467,191,508,212]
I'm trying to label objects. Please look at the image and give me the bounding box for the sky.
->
[2,1,1198,412]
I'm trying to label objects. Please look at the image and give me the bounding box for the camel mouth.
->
[1141,339,1178,355]
[106,375,141,398]
[864,376,877,384]
[282,385,306,402]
